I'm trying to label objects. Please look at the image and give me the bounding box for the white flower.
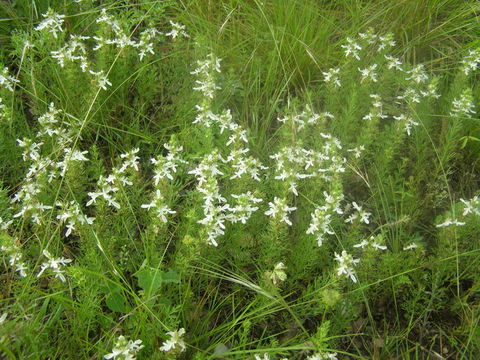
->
[353,235,387,251]
[393,114,419,136]
[0,217,13,231]
[461,48,480,75]
[403,242,418,251]
[334,250,360,283]
[307,209,334,246]
[460,196,480,216]
[190,54,221,99]
[51,35,90,71]
[151,143,187,184]
[1,239,28,277]
[37,250,72,282]
[345,201,371,224]
[120,148,140,172]
[384,55,403,71]
[165,21,189,39]
[228,191,263,224]
[0,67,20,92]
[141,190,176,223]
[56,200,94,237]
[307,352,338,360]
[89,70,112,90]
[160,328,186,352]
[105,335,144,360]
[267,262,287,285]
[255,354,271,360]
[406,64,428,83]
[358,64,378,82]
[265,197,297,226]
[35,9,65,38]
[450,89,476,118]
[358,28,377,44]
[323,68,341,87]
[347,145,365,159]
[377,33,395,51]
[341,37,362,60]
[436,218,466,228]
[421,80,441,99]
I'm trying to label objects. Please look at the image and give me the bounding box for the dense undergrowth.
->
[0,0,479,359]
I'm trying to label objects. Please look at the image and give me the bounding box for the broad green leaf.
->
[135,268,180,297]
[106,291,131,313]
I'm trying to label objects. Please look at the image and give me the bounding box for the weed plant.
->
[0,0,479,359]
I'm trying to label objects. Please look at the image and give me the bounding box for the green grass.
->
[0,0,479,359]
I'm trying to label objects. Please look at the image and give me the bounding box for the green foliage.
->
[0,1,478,359]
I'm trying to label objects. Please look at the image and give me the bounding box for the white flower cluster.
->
[323,67,341,87]
[460,48,480,75]
[435,195,480,229]
[436,217,465,228]
[35,8,65,39]
[341,29,395,61]
[270,137,345,197]
[151,143,187,184]
[188,151,224,185]
[393,114,419,136]
[48,9,163,90]
[89,70,112,91]
[384,55,403,71]
[353,234,387,251]
[460,196,480,216]
[12,172,52,224]
[344,201,371,224]
[104,335,144,360]
[278,105,334,131]
[12,103,89,225]
[56,200,94,237]
[165,21,189,40]
[94,9,161,60]
[141,190,176,223]
[228,191,263,224]
[34,102,84,150]
[358,64,378,83]
[226,148,267,181]
[189,152,228,246]
[191,53,267,186]
[1,241,28,277]
[51,35,90,71]
[334,250,360,283]
[266,262,287,285]
[191,53,222,101]
[403,242,418,251]
[191,54,251,153]
[36,102,62,137]
[363,94,388,121]
[306,191,343,246]
[160,328,186,353]
[87,148,140,209]
[406,64,429,84]
[341,37,362,60]
[0,67,19,92]
[450,89,476,118]
[1,219,28,277]
[37,250,72,282]
[12,136,57,224]
[307,352,338,360]
[264,197,297,226]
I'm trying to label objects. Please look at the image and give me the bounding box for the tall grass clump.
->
[0,0,479,359]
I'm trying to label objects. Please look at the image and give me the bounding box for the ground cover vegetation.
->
[0,0,479,359]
